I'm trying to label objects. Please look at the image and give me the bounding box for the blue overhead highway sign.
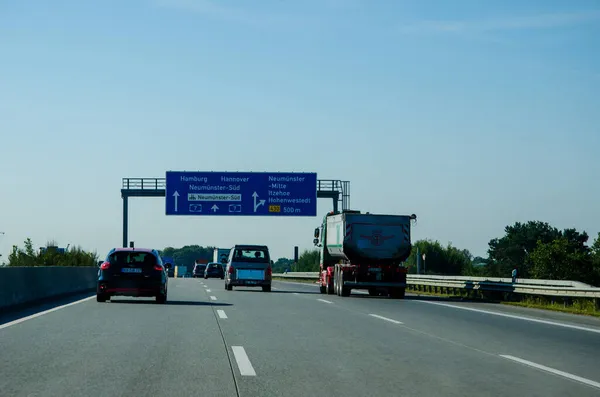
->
[165,171,317,216]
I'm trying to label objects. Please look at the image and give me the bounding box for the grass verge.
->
[272,277,318,284]
[502,298,600,318]
[407,287,600,317]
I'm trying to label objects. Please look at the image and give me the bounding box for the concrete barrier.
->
[0,267,98,311]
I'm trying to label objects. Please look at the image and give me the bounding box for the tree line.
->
[5,220,599,286]
[405,221,600,287]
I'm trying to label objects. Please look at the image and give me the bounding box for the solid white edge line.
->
[273,280,320,287]
[418,301,600,334]
[0,296,95,330]
[369,314,403,324]
[231,346,257,376]
[217,309,228,319]
[500,355,600,390]
[210,296,217,301]
[317,299,333,304]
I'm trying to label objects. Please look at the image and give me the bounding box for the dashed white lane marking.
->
[0,296,94,330]
[369,314,403,324]
[418,301,600,335]
[210,296,217,301]
[206,289,211,292]
[317,299,333,304]
[232,346,256,376]
[500,355,600,390]
[217,310,228,319]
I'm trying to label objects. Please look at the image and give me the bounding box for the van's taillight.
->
[100,262,110,270]
[154,264,164,271]
[228,266,234,274]
[265,266,272,279]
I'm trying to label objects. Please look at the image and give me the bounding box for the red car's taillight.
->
[154,264,164,271]
[100,262,110,270]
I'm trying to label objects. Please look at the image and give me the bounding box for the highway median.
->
[0,239,99,311]
[0,266,98,311]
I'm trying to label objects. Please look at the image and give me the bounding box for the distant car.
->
[224,245,272,292]
[193,263,207,278]
[96,248,171,303]
[204,262,225,279]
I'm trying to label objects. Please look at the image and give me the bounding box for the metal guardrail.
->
[273,273,600,299]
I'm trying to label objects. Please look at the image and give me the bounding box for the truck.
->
[213,248,231,265]
[313,210,416,299]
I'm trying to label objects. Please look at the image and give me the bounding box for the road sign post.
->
[165,172,318,217]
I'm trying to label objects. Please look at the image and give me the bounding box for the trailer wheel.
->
[334,266,341,296]
[326,279,334,295]
[368,288,377,296]
[339,268,351,297]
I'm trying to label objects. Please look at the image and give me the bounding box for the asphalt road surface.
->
[1,278,599,397]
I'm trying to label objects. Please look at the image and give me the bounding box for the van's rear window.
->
[233,249,269,262]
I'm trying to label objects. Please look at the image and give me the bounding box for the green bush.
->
[6,238,98,267]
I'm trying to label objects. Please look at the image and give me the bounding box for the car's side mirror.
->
[165,263,172,269]
[270,260,274,265]
[97,260,103,267]
[314,228,320,238]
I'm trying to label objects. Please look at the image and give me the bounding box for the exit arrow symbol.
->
[173,191,180,212]
[211,205,219,213]
[252,191,266,212]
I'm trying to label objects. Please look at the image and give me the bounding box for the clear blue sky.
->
[1,0,599,262]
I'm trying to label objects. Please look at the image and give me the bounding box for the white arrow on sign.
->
[172,191,180,212]
[252,191,266,212]
[211,204,219,213]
